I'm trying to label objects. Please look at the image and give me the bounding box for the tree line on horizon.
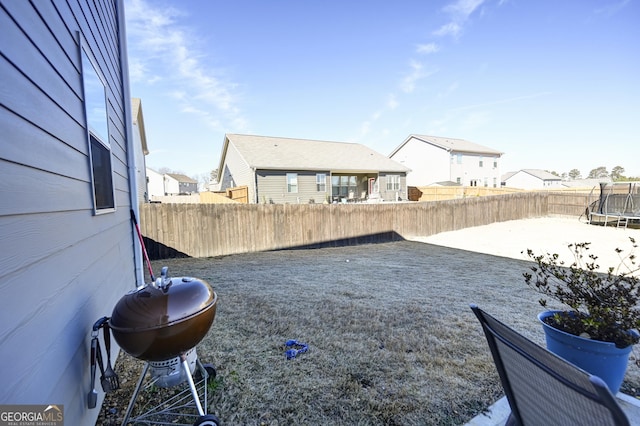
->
[548,166,639,182]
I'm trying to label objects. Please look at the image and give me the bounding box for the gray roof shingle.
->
[225,134,410,173]
[166,173,198,183]
[502,169,561,181]
[392,134,503,156]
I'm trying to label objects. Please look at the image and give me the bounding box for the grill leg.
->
[181,352,205,416]
[121,362,150,426]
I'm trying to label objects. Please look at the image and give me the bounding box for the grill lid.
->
[110,276,215,331]
[109,267,217,361]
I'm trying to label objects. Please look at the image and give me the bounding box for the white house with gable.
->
[389,135,503,188]
[501,169,564,189]
[146,168,165,198]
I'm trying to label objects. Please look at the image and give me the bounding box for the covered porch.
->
[330,173,379,203]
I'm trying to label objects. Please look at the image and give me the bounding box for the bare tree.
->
[158,167,186,175]
[195,173,212,192]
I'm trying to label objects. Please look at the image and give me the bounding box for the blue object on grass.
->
[285,339,308,359]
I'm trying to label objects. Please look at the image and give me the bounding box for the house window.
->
[386,175,400,191]
[493,177,497,188]
[331,175,357,197]
[493,160,498,169]
[484,177,488,187]
[456,177,461,184]
[82,41,114,213]
[90,135,114,209]
[316,173,326,192]
[287,173,298,193]
[479,157,484,167]
[456,154,462,164]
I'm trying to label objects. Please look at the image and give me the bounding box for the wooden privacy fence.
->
[139,192,591,259]
[408,185,524,201]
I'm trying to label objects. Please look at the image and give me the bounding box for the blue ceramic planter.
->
[538,310,634,394]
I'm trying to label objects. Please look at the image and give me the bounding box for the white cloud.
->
[434,0,486,38]
[400,61,423,93]
[433,22,462,38]
[444,0,486,17]
[359,110,383,137]
[400,60,432,93]
[416,42,440,54]
[124,0,247,130]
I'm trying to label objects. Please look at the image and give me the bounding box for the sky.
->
[123,0,640,181]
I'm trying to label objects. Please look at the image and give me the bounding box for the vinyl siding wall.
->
[254,171,407,203]
[504,172,563,190]
[378,172,408,201]
[0,1,137,424]
[451,152,501,187]
[132,121,148,201]
[391,137,501,187]
[218,142,255,200]
[391,138,450,186]
[146,167,165,198]
[164,175,180,195]
[257,170,330,204]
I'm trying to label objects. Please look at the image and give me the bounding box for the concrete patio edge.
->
[463,392,640,425]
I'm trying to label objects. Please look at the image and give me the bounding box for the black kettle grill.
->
[90,266,220,426]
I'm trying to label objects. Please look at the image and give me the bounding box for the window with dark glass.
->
[332,175,357,197]
[89,135,114,209]
[82,41,114,212]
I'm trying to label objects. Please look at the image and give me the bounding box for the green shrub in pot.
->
[523,237,640,349]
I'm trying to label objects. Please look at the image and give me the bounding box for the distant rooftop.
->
[223,133,410,173]
[391,134,503,156]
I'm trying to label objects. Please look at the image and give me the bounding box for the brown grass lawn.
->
[97,241,640,425]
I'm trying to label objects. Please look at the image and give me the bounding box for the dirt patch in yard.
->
[96,241,640,425]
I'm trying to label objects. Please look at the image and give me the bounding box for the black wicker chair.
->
[470,304,629,426]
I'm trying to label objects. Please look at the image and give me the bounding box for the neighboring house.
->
[146,167,165,198]
[145,170,199,198]
[562,177,612,188]
[132,98,149,202]
[1,1,143,424]
[502,169,564,189]
[217,134,411,203]
[165,173,199,195]
[429,181,462,187]
[389,135,503,188]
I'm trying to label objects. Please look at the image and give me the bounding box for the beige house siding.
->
[217,134,409,204]
[257,170,330,204]
[378,173,408,201]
